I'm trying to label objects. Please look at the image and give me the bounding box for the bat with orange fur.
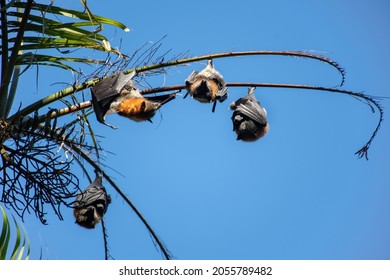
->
[185,60,228,112]
[91,72,176,128]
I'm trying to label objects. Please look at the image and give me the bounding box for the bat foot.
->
[212,101,217,113]
[103,122,118,129]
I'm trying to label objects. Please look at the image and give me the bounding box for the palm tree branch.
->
[6,12,108,41]
[6,50,346,122]
[132,51,346,86]
[12,1,129,32]
[0,0,33,118]
[23,79,383,161]
[1,0,8,83]
[63,141,172,259]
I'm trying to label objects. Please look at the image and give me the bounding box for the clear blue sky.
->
[13,0,390,259]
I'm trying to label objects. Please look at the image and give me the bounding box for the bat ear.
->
[140,100,146,111]
[103,122,118,130]
[184,71,198,84]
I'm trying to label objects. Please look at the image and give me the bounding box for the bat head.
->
[74,206,102,229]
[232,114,269,141]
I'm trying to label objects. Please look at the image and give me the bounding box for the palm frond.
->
[1,0,129,118]
[0,205,31,260]
[2,1,129,63]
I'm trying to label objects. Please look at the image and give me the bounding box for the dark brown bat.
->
[91,71,176,128]
[73,175,111,229]
[230,87,268,142]
[184,60,228,112]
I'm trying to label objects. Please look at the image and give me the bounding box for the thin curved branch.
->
[135,82,385,160]
[68,143,172,260]
[229,82,384,160]
[30,120,171,259]
[7,50,345,121]
[36,101,92,122]
[133,51,346,87]
[7,79,100,122]
[101,218,110,260]
[34,80,383,160]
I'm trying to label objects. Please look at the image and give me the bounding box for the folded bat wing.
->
[75,177,109,209]
[91,72,136,123]
[236,100,267,126]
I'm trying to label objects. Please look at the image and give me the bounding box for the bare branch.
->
[7,50,346,122]
[67,142,172,259]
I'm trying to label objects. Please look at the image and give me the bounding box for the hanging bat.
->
[184,60,228,112]
[73,175,111,229]
[230,87,269,142]
[91,71,176,128]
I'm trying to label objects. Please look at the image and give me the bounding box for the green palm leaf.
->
[2,1,129,59]
[0,0,129,117]
[0,205,30,260]
[16,2,129,31]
